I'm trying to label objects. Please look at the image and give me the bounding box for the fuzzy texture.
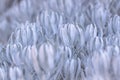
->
[0,0,120,80]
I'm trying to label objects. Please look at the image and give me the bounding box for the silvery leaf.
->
[15,29,22,44]
[15,67,24,80]
[9,67,16,80]
[92,4,108,28]
[70,58,77,80]
[112,55,120,77]
[68,24,79,45]
[21,26,27,46]
[40,11,53,38]
[77,26,85,48]
[31,46,40,76]
[26,24,33,45]
[85,24,97,41]
[59,24,70,46]
[50,12,59,34]
[114,45,119,55]
[86,37,94,52]
[64,59,70,80]
[6,44,12,63]
[39,42,55,73]
[107,18,114,35]
[64,0,73,16]
[79,13,85,28]
[9,67,24,80]
[24,46,34,72]
[112,15,120,34]
[94,37,104,50]
[44,42,55,70]
[9,44,22,66]
[75,58,81,80]
[99,50,111,72]
[38,43,46,70]
[31,23,37,44]
[64,46,72,59]
[0,68,6,80]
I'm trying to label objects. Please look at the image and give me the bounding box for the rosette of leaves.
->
[8,10,64,47]
[38,10,64,42]
[84,45,120,80]
[59,24,85,51]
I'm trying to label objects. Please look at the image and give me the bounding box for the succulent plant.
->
[0,0,120,80]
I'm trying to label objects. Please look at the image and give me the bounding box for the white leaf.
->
[31,46,40,75]
[68,24,78,45]
[45,42,55,69]
[9,67,16,80]
[60,24,69,46]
